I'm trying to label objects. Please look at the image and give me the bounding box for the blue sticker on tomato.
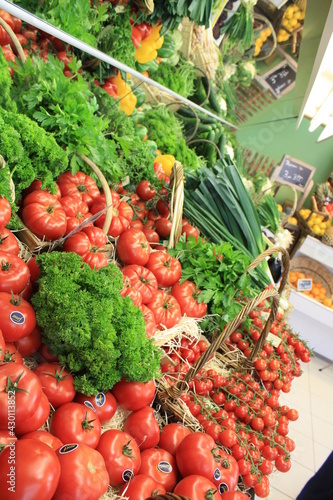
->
[84,401,96,412]
[218,483,228,493]
[59,444,78,454]
[214,468,221,480]
[122,469,134,482]
[10,311,25,325]
[157,461,172,474]
[95,393,106,407]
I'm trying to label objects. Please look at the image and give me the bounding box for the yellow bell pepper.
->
[135,23,164,64]
[110,71,137,116]
[154,154,175,176]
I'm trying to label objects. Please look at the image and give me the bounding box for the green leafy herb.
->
[153,59,197,98]
[32,252,161,395]
[169,235,253,334]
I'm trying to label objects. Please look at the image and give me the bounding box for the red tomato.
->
[14,325,41,357]
[178,433,239,492]
[139,447,178,491]
[96,429,141,487]
[121,279,143,306]
[0,439,61,500]
[146,251,181,287]
[112,378,155,411]
[220,492,251,500]
[91,194,134,238]
[0,330,4,363]
[34,363,76,409]
[60,195,91,235]
[121,264,158,304]
[57,171,100,207]
[0,252,30,294]
[140,304,157,338]
[0,292,36,342]
[38,342,58,362]
[54,443,109,499]
[63,226,108,270]
[0,364,42,430]
[0,197,11,229]
[156,199,169,217]
[136,180,156,201]
[119,473,166,499]
[0,229,19,256]
[75,391,117,424]
[117,228,150,266]
[50,402,101,449]
[15,390,50,436]
[27,256,40,289]
[146,290,181,330]
[158,422,191,456]
[22,190,67,241]
[275,455,291,472]
[2,343,23,364]
[219,429,237,448]
[0,429,17,453]
[21,430,63,451]
[181,224,200,240]
[155,217,172,238]
[171,280,207,318]
[174,475,222,500]
[142,226,160,244]
[124,406,160,450]
[23,179,62,200]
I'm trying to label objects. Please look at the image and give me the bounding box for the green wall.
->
[236,0,333,207]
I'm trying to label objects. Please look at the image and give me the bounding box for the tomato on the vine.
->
[136,180,156,201]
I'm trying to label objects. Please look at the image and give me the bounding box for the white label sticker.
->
[266,332,282,347]
[297,279,312,291]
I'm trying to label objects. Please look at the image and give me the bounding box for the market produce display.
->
[0,2,317,499]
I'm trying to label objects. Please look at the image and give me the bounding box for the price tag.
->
[297,279,312,291]
[266,332,282,347]
[121,175,130,187]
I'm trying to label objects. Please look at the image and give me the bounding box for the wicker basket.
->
[289,257,333,297]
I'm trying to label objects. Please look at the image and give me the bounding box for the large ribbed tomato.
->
[34,363,76,409]
[54,443,109,500]
[63,226,108,269]
[0,197,11,230]
[0,252,30,295]
[15,390,50,436]
[57,171,100,207]
[0,364,43,430]
[174,475,222,500]
[140,304,156,338]
[23,179,62,200]
[111,378,155,411]
[146,251,182,287]
[0,229,19,255]
[119,474,166,499]
[117,228,150,266]
[91,192,133,238]
[171,280,207,318]
[0,439,61,500]
[0,292,36,342]
[139,448,178,491]
[60,195,91,235]
[146,290,181,330]
[96,429,141,487]
[121,264,158,304]
[22,190,67,241]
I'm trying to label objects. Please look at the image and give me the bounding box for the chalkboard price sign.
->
[262,60,297,98]
[275,155,316,192]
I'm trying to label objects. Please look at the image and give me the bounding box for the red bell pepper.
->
[131,25,142,48]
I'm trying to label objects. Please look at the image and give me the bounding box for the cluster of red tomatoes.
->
[157,296,311,498]
[15,170,205,339]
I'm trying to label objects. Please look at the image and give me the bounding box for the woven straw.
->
[168,161,184,250]
[290,257,333,297]
[274,184,298,227]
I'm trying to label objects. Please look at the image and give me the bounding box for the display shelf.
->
[289,235,333,360]
[293,235,333,275]
[288,290,333,360]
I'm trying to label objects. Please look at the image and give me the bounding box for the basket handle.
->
[274,184,298,227]
[246,245,290,295]
[168,161,184,250]
[159,286,280,400]
[80,155,113,235]
[0,17,26,64]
